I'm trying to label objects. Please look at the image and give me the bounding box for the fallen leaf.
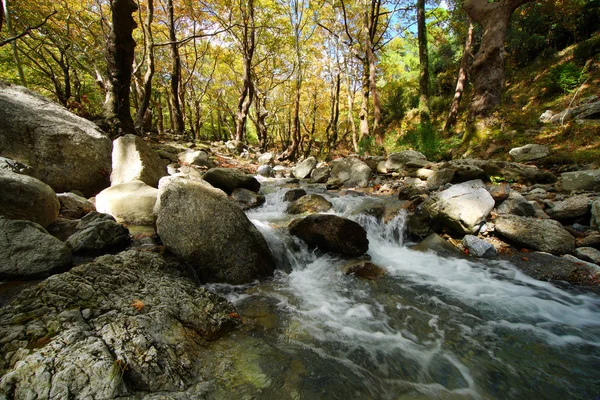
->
[131,299,145,311]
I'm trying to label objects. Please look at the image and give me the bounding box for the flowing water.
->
[206,181,600,399]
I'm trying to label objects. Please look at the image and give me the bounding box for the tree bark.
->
[105,0,138,136]
[365,0,382,143]
[2,0,26,86]
[166,0,184,134]
[417,0,430,125]
[444,20,474,132]
[135,0,155,133]
[358,60,370,144]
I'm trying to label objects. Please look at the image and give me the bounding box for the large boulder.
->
[293,156,317,179]
[66,212,130,254]
[202,167,260,195]
[546,195,591,220]
[0,251,240,398]
[0,169,59,228]
[155,178,275,284]
[289,214,369,257]
[494,215,575,254]
[422,180,495,234]
[561,170,600,192]
[111,134,167,187]
[385,150,427,171]
[327,157,372,188]
[0,217,72,279]
[95,180,158,225]
[287,194,332,214]
[508,144,550,162]
[0,81,112,196]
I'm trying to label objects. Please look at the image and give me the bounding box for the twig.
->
[0,11,57,47]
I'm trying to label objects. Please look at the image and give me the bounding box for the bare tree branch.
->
[0,10,56,47]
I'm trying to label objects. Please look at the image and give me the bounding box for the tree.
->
[2,0,26,85]
[234,0,256,143]
[416,0,429,124]
[444,18,473,132]
[133,0,155,132]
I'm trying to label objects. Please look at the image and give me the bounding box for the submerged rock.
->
[287,194,332,214]
[342,260,385,280]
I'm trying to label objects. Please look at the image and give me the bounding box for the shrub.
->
[544,62,587,95]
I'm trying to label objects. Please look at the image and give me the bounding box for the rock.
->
[546,195,591,220]
[0,217,72,279]
[376,161,388,174]
[327,157,372,188]
[427,169,455,190]
[57,192,96,219]
[257,165,273,177]
[284,188,307,202]
[111,134,167,187]
[508,144,550,162]
[293,157,317,179]
[342,260,385,280]
[592,198,600,228]
[178,149,213,168]
[412,233,463,258]
[422,180,495,234]
[0,81,112,196]
[488,184,511,204]
[573,247,600,264]
[287,194,332,214]
[549,100,600,123]
[0,169,60,228]
[155,178,275,284]
[462,235,497,258]
[494,215,575,254]
[0,251,240,398]
[416,168,434,180]
[581,234,600,249]
[289,214,369,257]
[231,188,266,210]
[445,159,556,184]
[272,165,291,178]
[0,156,34,176]
[258,152,274,165]
[95,180,158,225]
[310,166,330,183]
[385,150,427,171]
[46,217,80,242]
[202,168,260,195]
[66,212,130,254]
[225,140,246,154]
[496,190,537,217]
[561,170,600,192]
[406,159,430,169]
[539,110,554,123]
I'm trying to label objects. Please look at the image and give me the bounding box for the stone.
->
[496,190,537,217]
[46,217,80,242]
[412,233,463,258]
[111,134,167,187]
[95,180,158,225]
[231,188,266,210]
[226,140,246,154]
[494,215,575,254]
[580,234,600,249]
[385,150,427,171]
[57,192,96,219]
[273,165,291,178]
[342,260,385,280]
[376,161,388,174]
[406,159,430,169]
[561,170,600,192]
[422,180,495,234]
[66,212,130,254]
[445,159,556,185]
[592,198,600,228]
[573,247,600,264]
[488,184,510,204]
[289,214,369,257]
[416,168,434,180]
[462,235,497,258]
[0,169,60,228]
[549,100,600,123]
[258,152,274,165]
[293,156,317,179]
[0,156,34,176]
[310,166,330,183]
[178,149,213,168]
[257,165,273,177]
[508,144,550,162]
[539,110,554,123]
[0,81,112,196]
[0,251,240,398]
[155,178,275,284]
[426,168,455,190]
[202,168,260,195]
[0,217,72,279]
[284,188,307,202]
[287,194,332,214]
[327,157,372,188]
[546,195,591,220]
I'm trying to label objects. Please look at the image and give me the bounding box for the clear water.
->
[207,181,600,399]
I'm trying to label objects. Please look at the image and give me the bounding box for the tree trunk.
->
[358,61,370,144]
[234,0,256,143]
[166,0,184,134]
[417,0,430,125]
[345,57,358,153]
[444,20,474,132]
[2,0,26,86]
[135,0,155,133]
[105,0,138,136]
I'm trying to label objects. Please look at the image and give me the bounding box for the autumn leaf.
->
[131,299,145,311]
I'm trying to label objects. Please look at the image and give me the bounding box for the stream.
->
[204,180,600,399]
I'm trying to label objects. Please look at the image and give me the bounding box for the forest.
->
[1,0,599,161]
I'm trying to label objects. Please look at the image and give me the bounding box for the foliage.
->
[544,62,588,95]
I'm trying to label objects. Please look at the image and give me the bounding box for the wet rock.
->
[66,212,130,255]
[202,168,260,195]
[293,157,317,179]
[57,192,95,219]
[462,235,497,258]
[508,144,550,162]
[287,194,332,215]
[273,165,291,178]
[494,215,575,254]
[0,217,72,279]
[0,81,112,196]
[284,188,307,202]
[327,157,372,188]
[0,251,240,398]
[310,166,330,183]
[0,169,60,228]
[426,169,455,190]
[488,183,510,204]
[385,151,427,171]
[111,134,167,187]
[546,195,591,220]
[95,180,158,225]
[412,233,463,258]
[422,180,495,234]
[231,188,266,210]
[289,214,369,257]
[342,260,385,280]
[178,149,213,168]
[156,177,275,284]
[573,247,600,265]
[561,170,600,192]
[257,165,273,178]
[496,190,536,217]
